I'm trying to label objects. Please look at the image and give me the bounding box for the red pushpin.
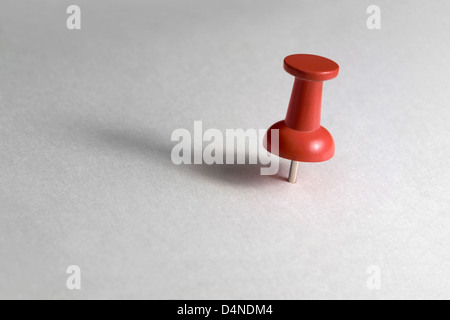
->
[264,54,339,183]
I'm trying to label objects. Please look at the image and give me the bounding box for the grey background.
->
[0,0,449,299]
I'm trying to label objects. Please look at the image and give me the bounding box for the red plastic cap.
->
[264,121,335,162]
[284,54,339,81]
[263,53,339,163]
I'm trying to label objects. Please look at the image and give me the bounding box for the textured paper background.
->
[0,0,449,299]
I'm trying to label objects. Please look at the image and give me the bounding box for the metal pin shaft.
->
[288,160,300,184]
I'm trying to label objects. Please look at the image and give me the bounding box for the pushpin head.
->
[264,54,339,180]
[283,54,339,81]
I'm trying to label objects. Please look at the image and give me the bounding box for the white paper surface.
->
[0,0,449,299]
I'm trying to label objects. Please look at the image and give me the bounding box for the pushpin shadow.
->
[186,151,287,186]
[65,122,287,186]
